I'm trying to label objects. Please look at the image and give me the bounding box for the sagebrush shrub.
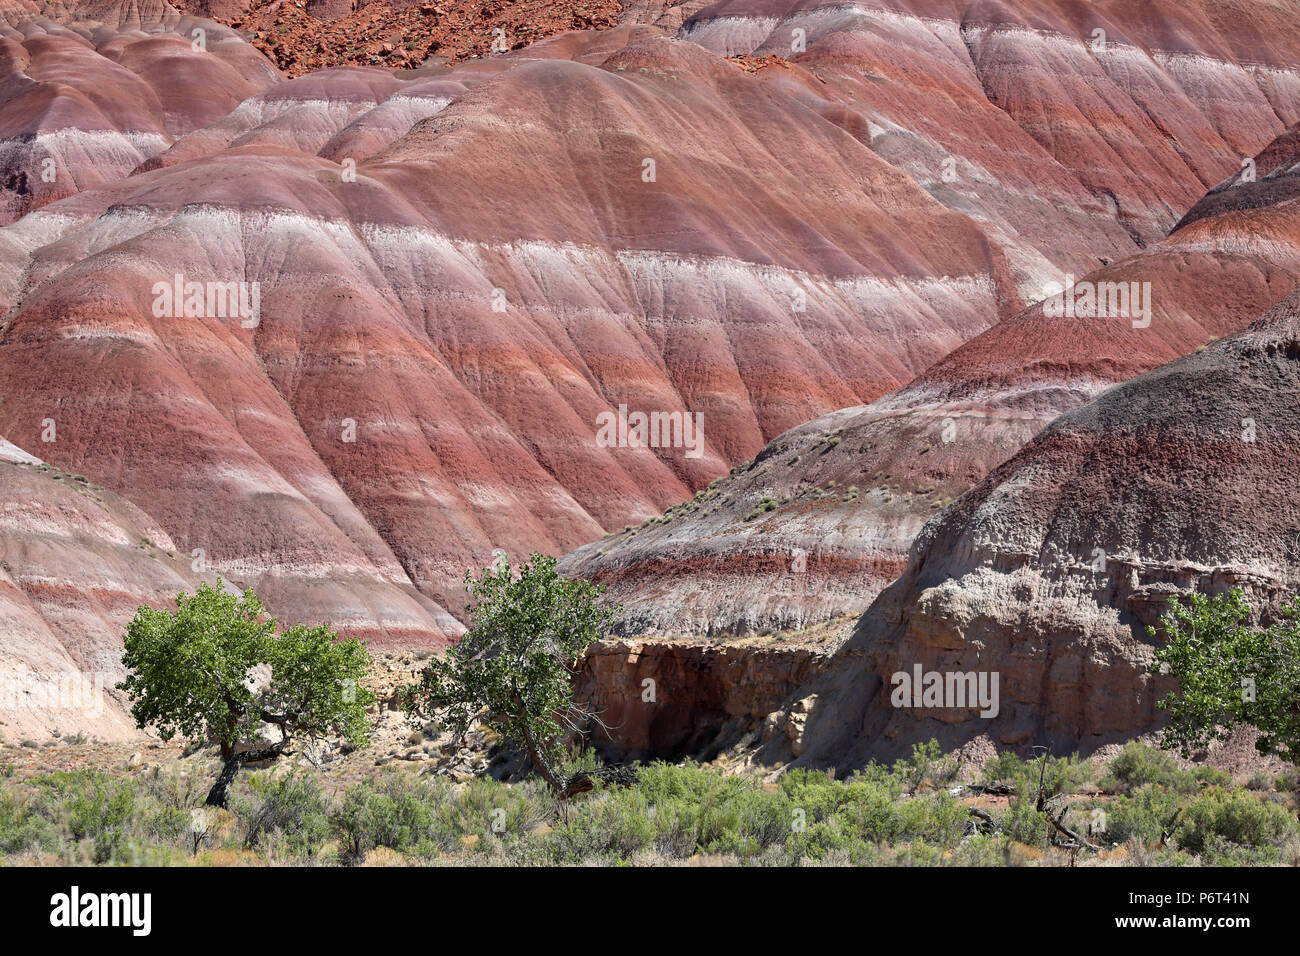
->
[1174,787,1298,854]
[241,774,330,859]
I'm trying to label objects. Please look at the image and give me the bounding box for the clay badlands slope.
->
[0,14,1021,649]
[0,13,279,223]
[680,0,1300,285]
[2,0,1300,655]
[785,290,1300,765]
[0,439,210,741]
[567,98,1300,639]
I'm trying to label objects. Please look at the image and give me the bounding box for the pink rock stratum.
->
[566,117,1300,639]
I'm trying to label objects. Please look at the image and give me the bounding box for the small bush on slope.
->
[1102,742,1229,795]
[239,774,330,859]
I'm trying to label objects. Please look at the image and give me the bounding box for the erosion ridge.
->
[563,117,1300,640]
[0,23,1018,647]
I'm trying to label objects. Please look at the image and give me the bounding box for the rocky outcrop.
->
[170,0,624,75]
[784,290,1300,768]
[574,637,830,759]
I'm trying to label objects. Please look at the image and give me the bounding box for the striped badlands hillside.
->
[0,21,1019,645]
[0,437,212,741]
[0,14,279,223]
[680,0,1300,293]
[2,0,1300,653]
[784,290,1300,766]
[564,118,1300,637]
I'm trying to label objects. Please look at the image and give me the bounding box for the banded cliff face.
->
[784,291,1300,767]
[562,120,1300,638]
[681,0,1300,294]
[0,439,211,741]
[0,25,1018,645]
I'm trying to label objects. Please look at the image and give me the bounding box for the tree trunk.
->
[205,756,245,808]
[204,742,288,808]
[517,722,637,799]
[519,723,566,796]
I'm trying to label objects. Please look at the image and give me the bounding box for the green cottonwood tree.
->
[1153,587,1300,767]
[118,581,374,807]
[400,553,622,798]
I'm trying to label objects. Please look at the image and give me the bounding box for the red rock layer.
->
[0,16,279,222]
[0,28,1014,645]
[3,0,1299,651]
[564,119,1300,637]
[681,0,1300,290]
[169,0,624,75]
[0,438,211,740]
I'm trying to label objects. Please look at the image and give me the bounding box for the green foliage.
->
[540,760,971,865]
[1152,587,1300,766]
[999,791,1050,846]
[546,789,658,862]
[1173,787,1298,855]
[34,770,135,863]
[0,790,59,855]
[331,777,439,863]
[143,805,193,847]
[240,774,330,859]
[118,581,375,757]
[893,739,960,792]
[743,496,778,521]
[3,747,1297,866]
[979,751,1093,847]
[981,750,1093,796]
[1102,742,1183,793]
[1195,767,1233,790]
[1102,784,1181,844]
[138,763,207,811]
[1099,742,1226,795]
[400,553,617,779]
